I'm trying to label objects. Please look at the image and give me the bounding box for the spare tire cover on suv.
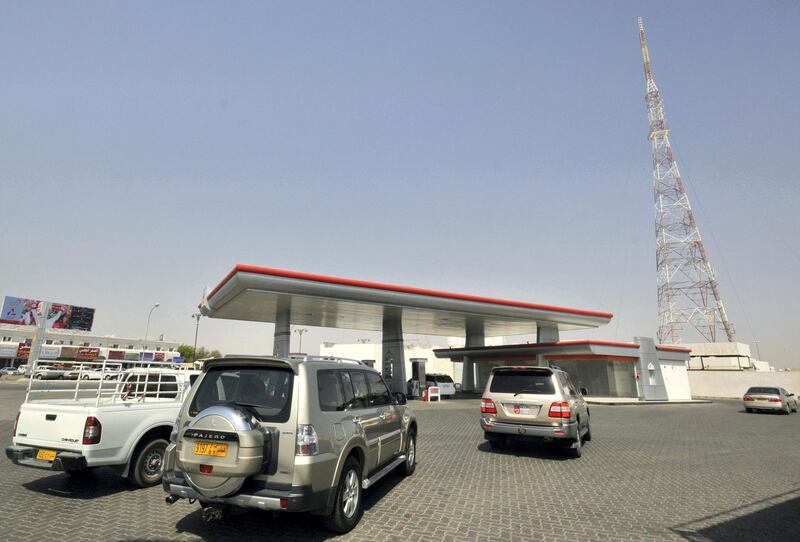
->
[179,405,266,498]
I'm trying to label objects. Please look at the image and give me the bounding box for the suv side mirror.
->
[580,387,589,396]
[393,392,407,405]
[787,393,794,397]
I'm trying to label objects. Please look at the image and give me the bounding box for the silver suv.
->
[480,366,591,458]
[162,356,417,533]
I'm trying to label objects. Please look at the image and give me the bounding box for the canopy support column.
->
[382,309,407,395]
[273,301,291,357]
[460,319,485,392]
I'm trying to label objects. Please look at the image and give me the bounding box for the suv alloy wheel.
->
[322,456,363,534]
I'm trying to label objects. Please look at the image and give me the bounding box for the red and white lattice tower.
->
[638,17,736,344]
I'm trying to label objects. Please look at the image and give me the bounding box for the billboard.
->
[0,344,18,359]
[60,346,79,360]
[76,347,100,361]
[40,346,60,359]
[17,344,31,359]
[0,296,95,331]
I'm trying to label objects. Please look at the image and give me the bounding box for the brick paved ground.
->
[1,384,798,541]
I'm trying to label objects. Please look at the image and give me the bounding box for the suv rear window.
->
[490,370,555,395]
[189,366,293,422]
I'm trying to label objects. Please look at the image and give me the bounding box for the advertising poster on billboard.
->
[17,344,31,359]
[108,350,125,360]
[0,297,41,326]
[154,352,165,362]
[40,346,60,359]
[0,296,95,331]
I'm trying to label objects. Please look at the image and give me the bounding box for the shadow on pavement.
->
[22,468,135,499]
[475,439,571,461]
[169,468,408,541]
[671,489,800,541]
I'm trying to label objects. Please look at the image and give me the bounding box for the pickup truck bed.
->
[7,365,197,487]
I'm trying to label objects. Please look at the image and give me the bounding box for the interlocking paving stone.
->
[1,387,798,541]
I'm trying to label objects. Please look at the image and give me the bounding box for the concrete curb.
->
[586,399,713,406]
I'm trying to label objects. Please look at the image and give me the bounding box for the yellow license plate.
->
[194,441,228,457]
[36,449,57,462]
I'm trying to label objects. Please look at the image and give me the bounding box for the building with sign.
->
[0,323,181,369]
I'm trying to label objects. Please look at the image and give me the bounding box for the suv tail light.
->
[83,416,102,445]
[743,396,753,401]
[480,398,497,414]
[548,401,571,419]
[296,425,319,456]
[12,411,20,437]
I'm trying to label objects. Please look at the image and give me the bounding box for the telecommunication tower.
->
[638,17,736,344]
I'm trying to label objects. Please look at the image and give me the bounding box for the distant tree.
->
[209,349,222,358]
[177,344,195,360]
[195,346,210,360]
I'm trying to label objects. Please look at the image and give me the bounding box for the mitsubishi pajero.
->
[162,356,417,533]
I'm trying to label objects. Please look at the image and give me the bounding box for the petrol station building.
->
[201,264,691,401]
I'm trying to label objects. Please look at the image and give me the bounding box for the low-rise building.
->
[0,323,181,368]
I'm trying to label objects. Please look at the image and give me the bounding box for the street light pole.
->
[191,313,201,361]
[294,328,308,354]
[144,303,160,346]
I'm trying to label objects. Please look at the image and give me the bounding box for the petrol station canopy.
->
[201,264,614,336]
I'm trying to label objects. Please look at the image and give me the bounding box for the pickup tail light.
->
[743,396,753,401]
[296,425,319,456]
[548,401,571,419]
[13,411,20,437]
[82,416,102,445]
[480,398,497,414]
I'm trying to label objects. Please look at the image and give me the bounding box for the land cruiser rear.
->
[480,366,591,458]
[162,356,417,533]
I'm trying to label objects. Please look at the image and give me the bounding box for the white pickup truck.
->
[6,361,198,487]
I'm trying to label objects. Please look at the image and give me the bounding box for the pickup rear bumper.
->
[5,445,87,472]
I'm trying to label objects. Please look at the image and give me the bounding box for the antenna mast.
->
[638,17,736,344]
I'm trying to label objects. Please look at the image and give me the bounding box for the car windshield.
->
[189,366,294,422]
[490,370,555,395]
[746,387,779,395]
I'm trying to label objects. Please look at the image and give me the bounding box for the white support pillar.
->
[460,319,485,392]
[273,302,291,358]
[382,308,407,394]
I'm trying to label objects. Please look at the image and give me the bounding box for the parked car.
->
[425,373,456,398]
[0,366,19,376]
[480,366,591,458]
[743,387,797,414]
[163,356,417,534]
[7,366,199,486]
[31,367,67,380]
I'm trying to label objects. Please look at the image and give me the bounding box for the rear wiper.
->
[513,390,533,397]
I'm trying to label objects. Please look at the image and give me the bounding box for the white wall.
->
[661,361,692,400]
[688,371,800,399]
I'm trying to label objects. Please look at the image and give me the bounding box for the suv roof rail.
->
[289,355,366,366]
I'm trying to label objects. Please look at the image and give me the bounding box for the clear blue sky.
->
[1,2,798,366]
